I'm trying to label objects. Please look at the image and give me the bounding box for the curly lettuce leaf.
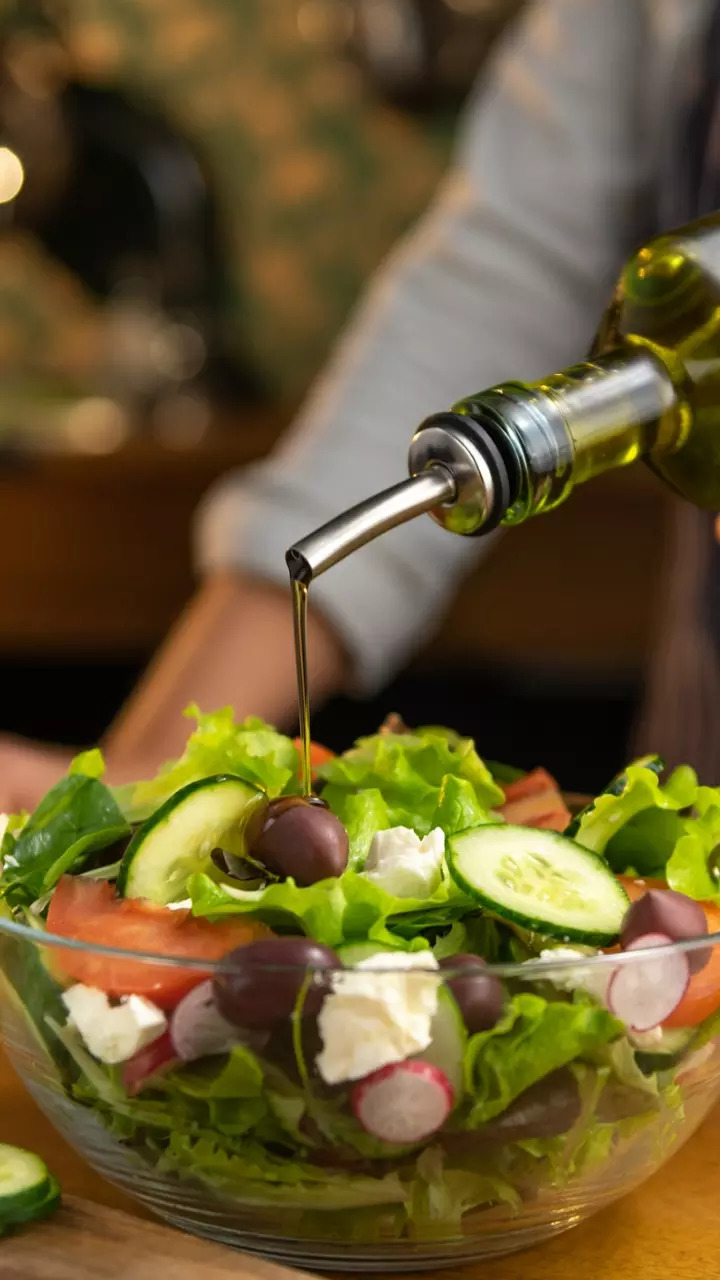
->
[573,760,697,859]
[188,866,469,950]
[665,787,720,901]
[431,775,496,836]
[325,788,390,870]
[318,727,503,838]
[464,993,620,1126]
[409,1146,519,1238]
[115,706,299,821]
[432,916,506,963]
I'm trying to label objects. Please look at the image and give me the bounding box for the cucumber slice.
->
[0,1146,57,1223]
[336,942,394,966]
[565,755,664,838]
[418,986,467,1101]
[447,825,629,945]
[117,775,266,904]
[633,1026,695,1076]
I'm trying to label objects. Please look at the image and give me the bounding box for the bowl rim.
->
[0,913,718,978]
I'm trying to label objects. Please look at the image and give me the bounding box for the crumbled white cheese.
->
[316,951,440,1084]
[535,947,610,1004]
[363,826,445,898]
[62,985,167,1065]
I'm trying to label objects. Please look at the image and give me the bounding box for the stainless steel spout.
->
[286,466,456,584]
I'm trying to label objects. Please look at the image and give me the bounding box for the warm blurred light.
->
[64,398,128,454]
[297,0,353,46]
[0,148,24,204]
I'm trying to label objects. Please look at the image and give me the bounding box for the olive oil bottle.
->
[287,211,720,588]
[286,211,720,787]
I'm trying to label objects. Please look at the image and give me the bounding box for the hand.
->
[0,736,74,813]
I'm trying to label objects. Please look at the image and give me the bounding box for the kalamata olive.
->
[249,796,349,886]
[439,954,505,1032]
[621,890,709,972]
[442,1069,580,1153]
[213,937,341,1030]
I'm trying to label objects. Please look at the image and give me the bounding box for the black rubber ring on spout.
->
[415,411,517,535]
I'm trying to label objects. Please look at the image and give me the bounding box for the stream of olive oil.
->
[292,579,313,796]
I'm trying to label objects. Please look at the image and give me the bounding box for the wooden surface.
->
[2,1197,313,1279]
[2,1044,719,1279]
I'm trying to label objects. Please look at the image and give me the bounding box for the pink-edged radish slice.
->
[170,979,241,1062]
[123,1030,178,1096]
[607,932,690,1032]
[170,979,270,1062]
[351,1060,454,1144]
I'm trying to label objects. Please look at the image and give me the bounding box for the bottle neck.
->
[411,346,684,534]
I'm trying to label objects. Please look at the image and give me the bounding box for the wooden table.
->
[2,1044,718,1279]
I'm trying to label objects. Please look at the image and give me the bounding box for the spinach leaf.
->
[0,772,129,904]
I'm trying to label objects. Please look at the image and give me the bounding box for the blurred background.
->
[0,0,670,792]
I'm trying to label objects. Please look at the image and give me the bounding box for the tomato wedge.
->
[47,877,270,1009]
[616,876,720,1028]
[293,738,335,779]
[500,767,571,833]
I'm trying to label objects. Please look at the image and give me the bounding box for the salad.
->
[1,705,720,1244]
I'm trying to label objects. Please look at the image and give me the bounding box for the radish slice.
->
[123,1030,178,1096]
[351,1060,454,1144]
[170,979,269,1061]
[607,932,690,1032]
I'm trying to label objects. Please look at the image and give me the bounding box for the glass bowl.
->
[1,915,719,1272]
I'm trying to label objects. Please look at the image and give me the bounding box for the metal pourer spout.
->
[286,466,455,585]
[285,410,513,584]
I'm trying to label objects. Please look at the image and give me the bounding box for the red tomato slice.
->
[293,738,335,779]
[502,768,560,803]
[500,767,570,832]
[616,876,720,1028]
[47,877,270,1009]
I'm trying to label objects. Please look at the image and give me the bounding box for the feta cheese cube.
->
[62,985,167,1065]
[364,826,445,898]
[536,947,610,1004]
[316,950,440,1084]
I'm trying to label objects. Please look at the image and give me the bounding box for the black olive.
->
[249,796,349,886]
[213,937,341,1030]
[621,889,709,972]
[439,953,505,1032]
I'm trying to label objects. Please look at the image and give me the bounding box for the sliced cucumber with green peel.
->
[418,986,467,1101]
[565,755,664,838]
[336,942,395,966]
[447,825,629,945]
[633,1026,695,1076]
[0,1145,60,1231]
[117,775,266,904]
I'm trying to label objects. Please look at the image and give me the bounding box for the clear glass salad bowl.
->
[2,915,719,1272]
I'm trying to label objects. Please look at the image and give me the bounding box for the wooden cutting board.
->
[1,1197,317,1280]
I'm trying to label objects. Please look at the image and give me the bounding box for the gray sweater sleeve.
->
[196,0,655,692]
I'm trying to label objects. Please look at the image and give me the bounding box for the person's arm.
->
[192,0,658,697]
[105,573,347,775]
[0,0,660,807]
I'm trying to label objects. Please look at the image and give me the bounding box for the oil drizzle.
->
[292,578,312,796]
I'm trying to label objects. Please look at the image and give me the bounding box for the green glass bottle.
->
[288,212,720,587]
[408,211,720,538]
